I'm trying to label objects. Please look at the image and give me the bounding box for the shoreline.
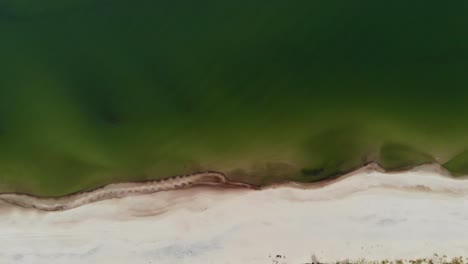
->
[0,171,253,211]
[0,162,465,211]
[1,165,468,262]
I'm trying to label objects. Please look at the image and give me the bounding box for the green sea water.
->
[1,0,468,196]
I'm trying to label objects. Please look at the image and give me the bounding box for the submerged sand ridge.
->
[0,165,468,263]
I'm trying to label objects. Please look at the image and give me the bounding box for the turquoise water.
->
[1,0,468,195]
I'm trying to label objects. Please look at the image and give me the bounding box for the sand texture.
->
[0,165,468,263]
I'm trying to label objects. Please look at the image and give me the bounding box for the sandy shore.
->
[0,171,249,211]
[0,165,468,263]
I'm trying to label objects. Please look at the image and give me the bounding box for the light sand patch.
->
[0,168,468,263]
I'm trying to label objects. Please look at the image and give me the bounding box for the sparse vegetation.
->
[331,254,468,264]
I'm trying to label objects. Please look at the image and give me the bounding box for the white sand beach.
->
[0,165,468,263]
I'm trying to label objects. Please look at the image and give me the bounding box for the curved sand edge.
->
[0,172,251,211]
[0,162,462,211]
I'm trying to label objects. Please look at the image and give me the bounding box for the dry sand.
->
[0,165,468,263]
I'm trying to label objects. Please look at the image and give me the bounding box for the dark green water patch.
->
[379,143,435,171]
[295,126,375,182]
[444,151,468,176]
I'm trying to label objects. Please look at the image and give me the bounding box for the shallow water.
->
[1,1,468,194]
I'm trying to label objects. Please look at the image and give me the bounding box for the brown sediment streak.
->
[0,171,255,211]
